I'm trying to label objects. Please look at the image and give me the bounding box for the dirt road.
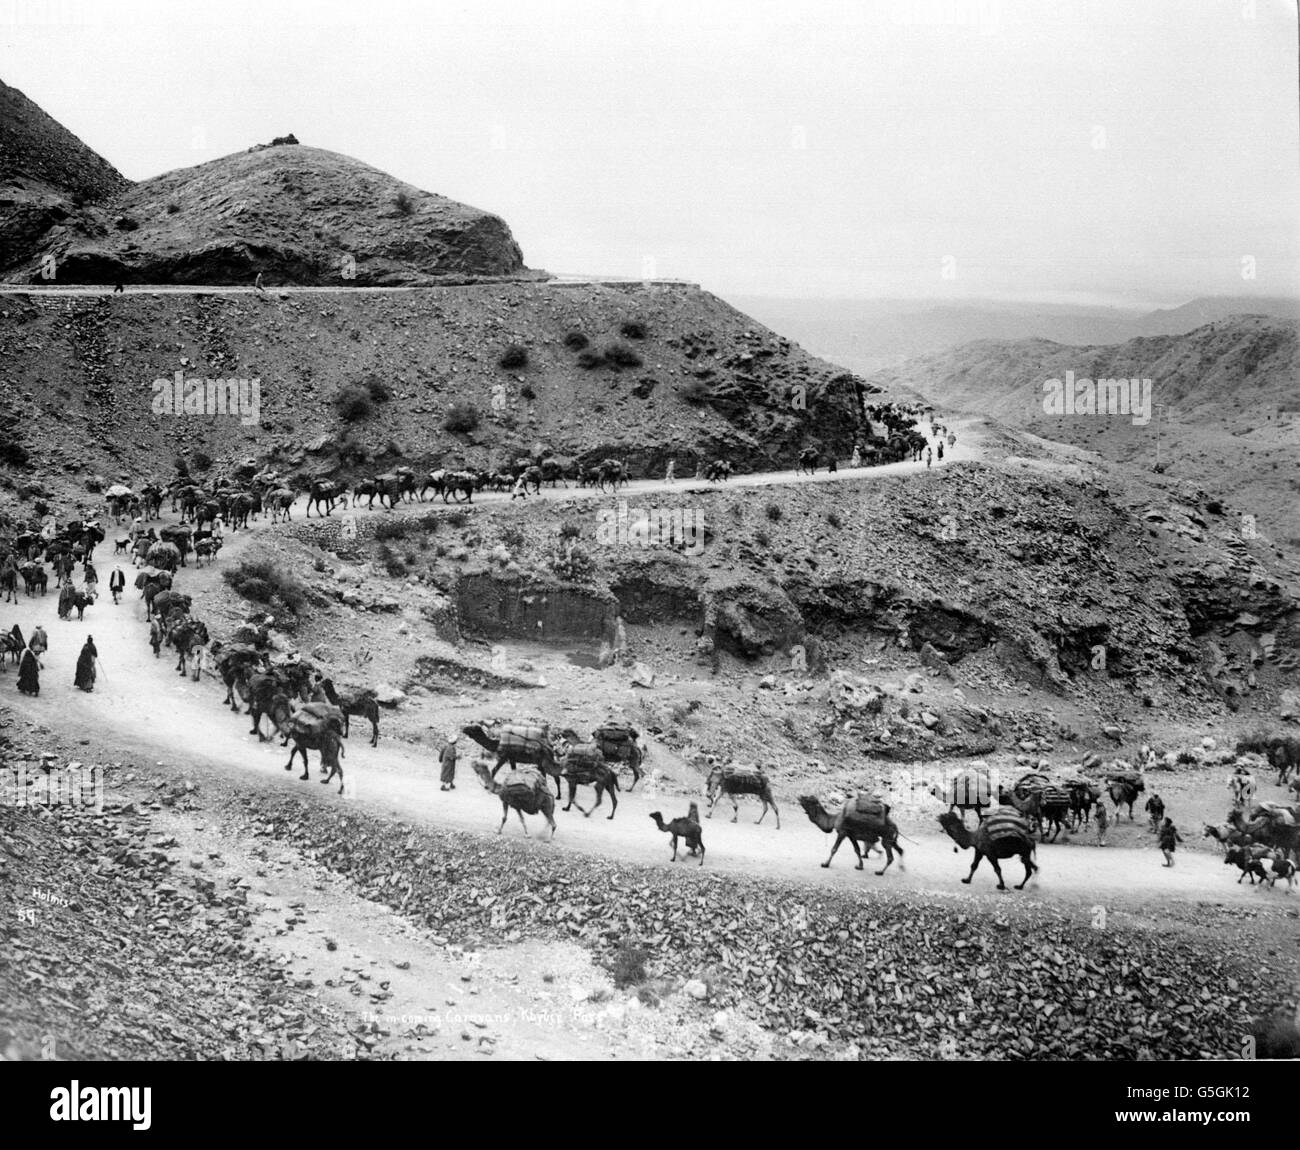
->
[2,445,1285,920]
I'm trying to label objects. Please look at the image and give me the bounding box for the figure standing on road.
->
[925,447,933,469]
[17,645,40,696]
[937,441,944,462]
[1095,800,1109,846]
[255,272,265,293]
[109,566,125,605]
[83,561,98,593]
[850,444,861,468]
[664,459,675,484]
[439,733,458,791]
[74,636,98,692]
[1158,817,1183,866]
[510,473,528,501]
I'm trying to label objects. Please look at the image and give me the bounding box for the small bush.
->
[333,384,374,422]
[501,526,526,550]
[576,349,605,370]
[558,521,581,541]
[611,941,650,989]
[765,502,782,522]
[549,541,595,582]
[620,320,647,340]
[365,377,393,402]
[1205,500,1224,515]
[605,342,642,369]
[375,519,412,541]
[114,216,139,232]
[445,510,469,529]
[393,191,415,215]
[519,383,536,400]
[223,558,309,617]
[165,202,181,215]
[191,451,213,472]
[444,402,480,434]
[499,344,529,370]
[563,331,589,350]
[0,434,30,468]
[827,511,842,529]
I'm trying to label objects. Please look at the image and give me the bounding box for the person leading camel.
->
[1159,817,1183,867]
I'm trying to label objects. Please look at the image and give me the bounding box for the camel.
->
[471,761,556,837]
[938,808,1038,891]
[1106,774,1144,821]
[559,726,643,791]
[1236,734,1300,786]
[798,794,903,875]
[649,803,704,865]
[1228,807,1300,862]
[462,723,562,798]
[705,765,780,827]
[927,767,993,824]
[558,748,621,819]
[169,618,209,678]
[1225,845,1269,885]
[999,782,1070,842]
[317,679,380,746]
[1066,779,1102,829]
[283,725,346,794]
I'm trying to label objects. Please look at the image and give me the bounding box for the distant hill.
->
[730,294,1300,376]
[861,315,1300,547]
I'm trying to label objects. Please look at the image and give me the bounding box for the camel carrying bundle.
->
[500,766,545,798]
[497,724,550,754]
[594,725,637,745]
[851,794,889,819]
[564,744,605,770]
[983,807,1031,843]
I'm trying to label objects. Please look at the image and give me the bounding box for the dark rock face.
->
[457,572,617,642]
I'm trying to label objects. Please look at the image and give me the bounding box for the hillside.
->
[860,316,1300,548]
[0,282,867,502]
[0,79,129,275]
[2,143,532,286]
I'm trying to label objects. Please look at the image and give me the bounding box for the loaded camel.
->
[1105,772,1145,821]
[554,737,620,819]
[938,805,1039,891]
[471,761,557,838]
[798,794,904,875]
[926,766,993,824]
[705,764,780,828]
[462,723,562,799]
[649,803,705,865]
[283,723,346,794]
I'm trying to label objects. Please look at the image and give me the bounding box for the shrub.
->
[827,511,842,529]
[393,191,415,215]
[114,216,139,232]
[365,377,393,402]
[620,320,647,340]
[191,451,213,472]
[558,521,581,541]
[681,379,711,405]
[754,529,770,549]
[444,402,479,434]
[165,202,181,215]
[576,349,605,370]
[501,526,526,550]
[445,510,469,529]
[333,384,374,422]
[520,383,536,400]
[765,502,782,522]
[611,941,650,989]
[498,344,529,370]
[605,342,642,369]
[375,519,412,541]
[1205,500,1224,515]
[223,558,309,617]
[0,434,30,468]
[549,541,595,582]
[563,330,589,350]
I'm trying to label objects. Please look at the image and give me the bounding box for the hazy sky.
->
[3,0,1297,305]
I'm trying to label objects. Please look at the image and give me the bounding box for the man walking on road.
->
[109,566,125,605]
[439,733,458,791]
[1095,801,1109,846]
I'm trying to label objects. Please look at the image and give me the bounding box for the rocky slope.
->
[0,79,129,276]
[0,283,866,506]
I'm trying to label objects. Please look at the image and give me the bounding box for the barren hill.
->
[4,143,531,286]
[0,79,129,275]
[0,282,866,496]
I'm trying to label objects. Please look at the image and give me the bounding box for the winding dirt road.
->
[3,448,1285,924]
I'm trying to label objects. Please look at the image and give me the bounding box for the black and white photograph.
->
[1,0,1298,1108]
